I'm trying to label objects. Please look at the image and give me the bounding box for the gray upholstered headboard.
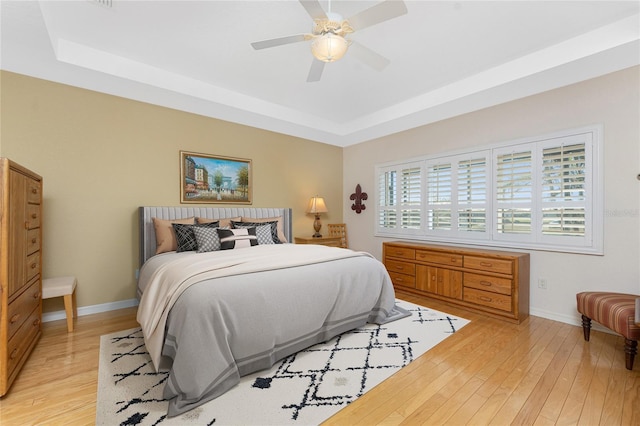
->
[139,206,293,266]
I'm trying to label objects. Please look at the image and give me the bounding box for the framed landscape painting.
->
[180,151,252,204]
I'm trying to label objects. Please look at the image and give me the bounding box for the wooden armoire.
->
[0,158,43,396]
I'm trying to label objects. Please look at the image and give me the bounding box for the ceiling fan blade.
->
[251,34,307,50]
[349,41,390,71]
[299,0,327,20]
[347,0,408,31]
[307,59,325,82]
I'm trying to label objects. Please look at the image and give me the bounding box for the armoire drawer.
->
[464,273,512,296]
[464,256,513,275]
[27,180,42,204]
[26,228,41,255]
[26,252,40,283]
[416,250,463,267]
[6,306,41,379]
[7,279,41,340]
[26,204,41,229]
[463,287,512,312]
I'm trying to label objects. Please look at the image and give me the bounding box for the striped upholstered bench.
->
[576,292,640,370]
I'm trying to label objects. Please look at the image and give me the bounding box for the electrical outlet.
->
[538,278,548,289]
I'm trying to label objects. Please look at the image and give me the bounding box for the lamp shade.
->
[307,196,328,214]
[311,33,349,63]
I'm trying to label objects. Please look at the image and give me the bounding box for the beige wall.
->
[0,71,343,313]
[343,66,640,326]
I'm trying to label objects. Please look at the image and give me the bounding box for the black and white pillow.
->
[193,225,229,253]
[172,221,219,252]
[232,224,274,245]
[217,228,258,250]
[231,221,281,244]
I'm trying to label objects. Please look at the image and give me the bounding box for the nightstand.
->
[294,236,342,247]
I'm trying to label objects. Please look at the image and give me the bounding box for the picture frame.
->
[180,151,252,204]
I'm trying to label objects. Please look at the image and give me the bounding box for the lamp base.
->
[313,214,322,238]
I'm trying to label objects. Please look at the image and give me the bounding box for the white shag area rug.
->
[96,300,469,425]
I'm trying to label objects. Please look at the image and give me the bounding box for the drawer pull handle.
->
[31,263,37,269]
[396,266,404,270]
[479,296,492,302]
[480,281,493,286]
[395,251,404,256]
[480,262,493,267]
[32,188,38,194]
[33,291,41,299]
[10,314,20,324]
[450,258,458,263]
[10,349,18,360]
[32,238,37,244]
[31,213,38,219]
[33,318,41,327]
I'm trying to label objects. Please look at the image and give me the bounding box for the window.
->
[375,126,602,254]
[377,162,423,235]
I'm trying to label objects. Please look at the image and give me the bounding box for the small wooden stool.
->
[42,276,77,332]
[576,292,640,370]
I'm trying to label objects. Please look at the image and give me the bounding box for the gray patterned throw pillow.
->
[193,225,229,253]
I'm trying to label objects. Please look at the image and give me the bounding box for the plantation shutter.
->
[400,166,422,229]
[541,143,586,237]
[377,168,397,230]
[457,157,488,234]
[426,162,452,230]
[376,162,423,233]
[495,148,533,238]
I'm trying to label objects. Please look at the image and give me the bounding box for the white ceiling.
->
[2,1,639,147]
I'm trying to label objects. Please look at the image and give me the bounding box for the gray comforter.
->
[137,244,403,417]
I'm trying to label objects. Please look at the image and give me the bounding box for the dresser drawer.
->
[26,251,40,283]
[385,259,416,276]
[416,250,463,267]
[464,256,513,275]
[6,305,41,379]
[7,279,41,340]
[26,204,41,229]
[26,228,41,255]
[27,180,42,204]
[385,246,415,260]
[464,273,512,296]
[464,287,512,312]
[388,271,416,288]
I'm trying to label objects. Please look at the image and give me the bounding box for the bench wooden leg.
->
[63,292,75,332]
[625,339,637,370]
[581,315,591,341]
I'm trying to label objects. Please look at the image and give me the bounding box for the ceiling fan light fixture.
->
[311,33,349,63]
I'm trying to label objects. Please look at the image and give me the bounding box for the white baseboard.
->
[42,298,139,323]
[530,307,616,335]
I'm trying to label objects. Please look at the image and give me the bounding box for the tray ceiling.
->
[2,1,639,146]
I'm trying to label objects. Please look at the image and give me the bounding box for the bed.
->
[136,206,407,417]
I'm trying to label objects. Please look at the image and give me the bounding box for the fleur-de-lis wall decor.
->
[350,184,368,214]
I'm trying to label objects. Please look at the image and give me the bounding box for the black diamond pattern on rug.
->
[250,305,464,420]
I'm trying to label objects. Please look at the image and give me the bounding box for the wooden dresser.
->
[0,158,43,396]
[383,241,530,323]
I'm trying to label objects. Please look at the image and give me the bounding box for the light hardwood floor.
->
[0,292,638,425]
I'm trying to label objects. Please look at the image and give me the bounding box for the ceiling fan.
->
[250,0,408,82]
